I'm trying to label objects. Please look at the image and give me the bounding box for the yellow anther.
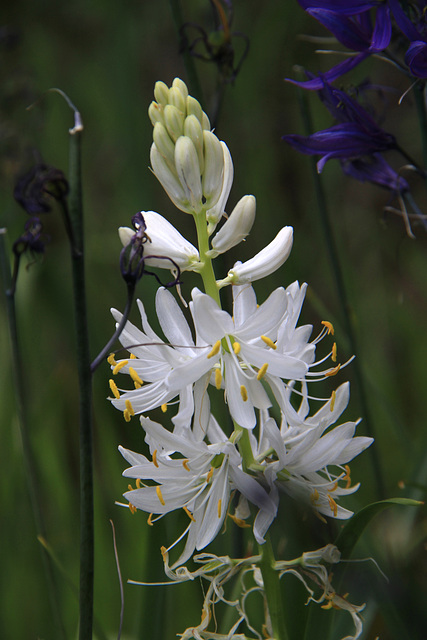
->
[161,403,167,413]
[147,513,154,526]
[215,368,222,390]
[156,485,165,506]
[129,367,143,387]
[310,488,320,505]
[183,506,195,522]
[330,481,338,492]
[325,363,341,377]
[343,464,351,489]
[109,379,120,399]
[207,340,221,359]
[206,467,214,483]
[228,514,251,528]
[160,546,167,562]
[261,335,276,350]
[182,459,190,472]
[136,478,142,489]
[128,484,134,492]
[113,360,129,375]
[134,381,142,389]
[330,390,336,412]
[217,498,222,518]
[328,494,338,517]
[123,409,131,422]
[128,502,137,515]
[332,342,337,362]
[257,363,269,380]
[240,385,248,402]
[125,399,135,416]
[321,320,335,335]
[107,353,117,366]
[233,341,241,355]
[130,353,136,359]
[152,450,159,468]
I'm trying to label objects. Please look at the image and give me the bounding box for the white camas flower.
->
[119,415,277,567]
[118,210,200,272]
[208,195,256,258]
[217,226,294,287]
[109,282,338,431]
[255,383,373,521]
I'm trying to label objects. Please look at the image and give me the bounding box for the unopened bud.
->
[202,130,224,209]
[164,104,185,142]
[209,195,256,256]
[148,101,164,127]
[168,86,186,114]
[175,136,203,214]
[171,77,189,102]
[154,81,169,106]
[184,115,204,174]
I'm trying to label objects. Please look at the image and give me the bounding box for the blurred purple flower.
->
[341,153,409,194]
[283,81,396,172]
[388,0,427,78]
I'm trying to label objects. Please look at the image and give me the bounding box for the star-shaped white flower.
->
[119,415,277,566]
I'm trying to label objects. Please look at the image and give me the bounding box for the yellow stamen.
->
[206,467,214,483]
[156,485,165,506]
[332,342,337,362]
[325,363,341,377]
[107,353,117,366]
[130,353,136,359]
[207,340,221,359]
[182,459,190,472]
[330,390,336,412]
[129,367,143,387]
[136,478,142,488]
[109,379,120,399]
[147,513,154,526]
[161,403,167,413]
[129,502,137,515]
[261,335,276,350]
[328,494,338,517]
[217,498,222,518]
[321,320,335,335]
[233,341,241,355]
[113,360,129,375]
[152,450,159,468]
[123,409,131,422]
[128,484,134,492]
[160,546,167,562]
[125,399,135,416]
[310,488,320,505]
[240,385,248,402]
[228,513,251,528]
[183,506,195,522]
[257,363,269,380]
[215,368,222,389]
[343,464,351,489]
[330,481,338,492]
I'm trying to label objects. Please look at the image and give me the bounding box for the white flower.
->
[109,282,336,431]
[208,195,256,258]
[256,383,374,521]
[118,210,200,272]
[119,415,276,567]
[217,227,294,286]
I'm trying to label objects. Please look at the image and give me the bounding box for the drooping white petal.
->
[209,195,256,256]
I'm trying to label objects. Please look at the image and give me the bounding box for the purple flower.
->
[388,0,427,78]
[341,153,409,194]
[283,81,396,171]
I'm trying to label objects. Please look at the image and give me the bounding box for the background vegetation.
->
[1,1,426,638]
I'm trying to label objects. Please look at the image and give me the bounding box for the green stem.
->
[193,210,221,305]
[0,230,68,640]
[259,536,289,640]
[297,87,386,499]
[67,110,94,640]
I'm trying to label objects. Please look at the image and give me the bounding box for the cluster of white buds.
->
[149,78,231,221]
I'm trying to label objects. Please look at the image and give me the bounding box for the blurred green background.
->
[1,1,427,638]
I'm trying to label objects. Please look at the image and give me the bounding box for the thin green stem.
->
[259,536,289,640]
[193,210,221,305]
[297,88,386,499]
[66,109,94,640]
[0,230,68,640]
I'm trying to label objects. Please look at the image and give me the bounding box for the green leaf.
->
[335,497,423,559]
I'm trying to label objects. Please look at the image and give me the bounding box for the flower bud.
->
[153,122,176,169]
[164,104,185,142]
[209,195,256,256]
[217,226,294,286]
[150,143,189,212]
[148,101,164,127]
[186,95,205,127]
[171,77,189,102]
[202,130,224,210]
[119,210,200,271]
[168,85,187,115]
[184,114,204,174]
[175,136,203,214]
[206,142,234,231]
[154,81,169,106]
